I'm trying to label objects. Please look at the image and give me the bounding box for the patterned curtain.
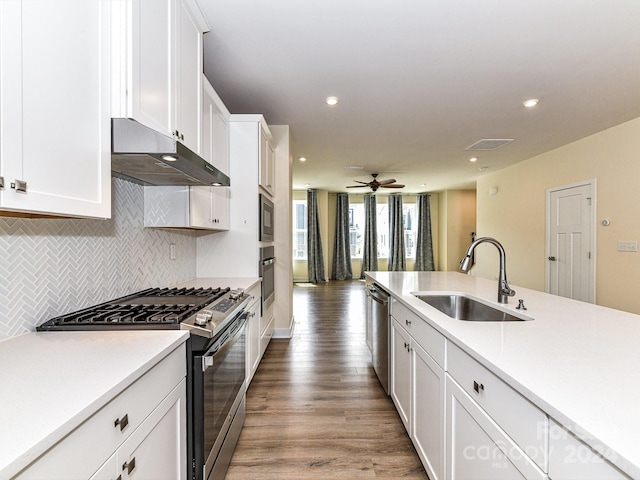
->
[360,193,378,279]
[307,189,326,283]
[414,193,435,271]
[331,193,353,280]
[388,194,406,271]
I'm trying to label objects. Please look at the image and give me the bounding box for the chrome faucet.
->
[459,237,516,304]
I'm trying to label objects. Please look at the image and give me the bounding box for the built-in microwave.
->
[259,194,274,242]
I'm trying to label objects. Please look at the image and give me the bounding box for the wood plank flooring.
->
[225,280,429,479]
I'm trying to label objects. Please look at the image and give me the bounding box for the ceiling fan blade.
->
[351,179,370,184]
[377,178,397,185]
[346,185,369,188]
[381,184,405,188]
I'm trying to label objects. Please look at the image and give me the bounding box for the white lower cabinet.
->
[446,376,546,480]
[16,345,187,480]
[90,379,186,480]
[548,419,631,480]
[390,314,445,480]
[245,285,262,386]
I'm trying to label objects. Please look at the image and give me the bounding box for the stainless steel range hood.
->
[111,118,230,186]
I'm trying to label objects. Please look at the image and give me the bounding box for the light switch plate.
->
[617,241,638,252]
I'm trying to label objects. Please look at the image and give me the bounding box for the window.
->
[403,203,417,258]
[349,205,365,258]
[292,199,307,259]
[348,201,416,259]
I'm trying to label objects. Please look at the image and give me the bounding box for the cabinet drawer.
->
[245,283,261,310]
[447,342,547,472]
[391,299,445,368]
[548,419,630,480]
[17,344,186,480]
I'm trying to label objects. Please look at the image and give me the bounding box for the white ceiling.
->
[199,0,640,194]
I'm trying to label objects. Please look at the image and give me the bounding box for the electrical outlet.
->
[170,243,176,260]
[617,241,638,252]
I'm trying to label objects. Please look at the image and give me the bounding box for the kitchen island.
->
[367,271,640,480]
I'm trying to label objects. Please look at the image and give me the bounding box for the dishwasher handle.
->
[367,286,389,305]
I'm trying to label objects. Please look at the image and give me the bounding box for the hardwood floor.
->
[225,280,429,479]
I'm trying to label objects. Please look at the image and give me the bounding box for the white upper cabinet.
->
[144,185,229,231]
[202,76,230,176]
[0,0,111,218]
[111,0,208,155]
[259,125,275,196]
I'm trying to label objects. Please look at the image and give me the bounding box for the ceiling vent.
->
[466,139,514,151]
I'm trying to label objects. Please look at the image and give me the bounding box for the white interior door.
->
[546,181,595,302]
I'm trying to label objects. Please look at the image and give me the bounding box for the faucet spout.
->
[459,237,516,304]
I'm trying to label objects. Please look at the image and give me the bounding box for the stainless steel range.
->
[37,286,250,480]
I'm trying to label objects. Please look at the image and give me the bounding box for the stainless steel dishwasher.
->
[367,283,390,395]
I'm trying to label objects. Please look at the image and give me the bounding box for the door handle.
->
[548,256,556,261]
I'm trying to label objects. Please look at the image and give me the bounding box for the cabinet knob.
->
[122,457,136,475]
[473,381,485,394]
[405,319,412,326]
[548,256,556,261]
[114,413,129,431]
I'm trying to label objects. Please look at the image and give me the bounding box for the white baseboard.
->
[273,315,295,338]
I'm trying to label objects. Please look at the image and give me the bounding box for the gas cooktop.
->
[37,287,231,330]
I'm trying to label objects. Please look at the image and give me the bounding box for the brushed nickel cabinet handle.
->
[122,457,136,475]
[114,413,129,431]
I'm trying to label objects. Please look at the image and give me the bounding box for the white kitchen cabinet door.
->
[211,187,230,230]
[246,297,261,386]
[0,0,111,218]
[412,341,445,480]
[548,419,631,480]
[112,0,207,153]
[189,186,213,229]
[118,380,187,480]
[446,376,546,480]
[175,0,204,155]
[259,125,275,196]
[391,319,411,432]
[202,77,230,175]
[111,0,175,137]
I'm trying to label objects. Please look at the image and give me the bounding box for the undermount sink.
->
[413,293,533,322]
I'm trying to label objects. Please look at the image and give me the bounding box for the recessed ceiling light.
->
[161,155,178,162]
[211,182,222,186]
[479,166,489,171]
[344,165,364,170]
[523,98,539,108]
[469,157,478,162]
[304,183,311,187]
[420,183,427,187]
[325,96,339,106]
[299,157,307,162]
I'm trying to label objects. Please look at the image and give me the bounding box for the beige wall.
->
[437,190,476,271]
[475,116,640,314]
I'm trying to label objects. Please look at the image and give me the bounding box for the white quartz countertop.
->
[0,330,189,479]
[367,271,640,479]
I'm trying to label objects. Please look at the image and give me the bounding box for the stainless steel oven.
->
[192,311,247,480]
[259,194,274,242]
[259,246,275,315]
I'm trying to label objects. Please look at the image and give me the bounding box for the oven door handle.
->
[202,312,249,372]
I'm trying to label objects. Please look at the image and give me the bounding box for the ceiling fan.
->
[346,173,405,192]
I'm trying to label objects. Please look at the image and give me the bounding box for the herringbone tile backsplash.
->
[0,177,197,340]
